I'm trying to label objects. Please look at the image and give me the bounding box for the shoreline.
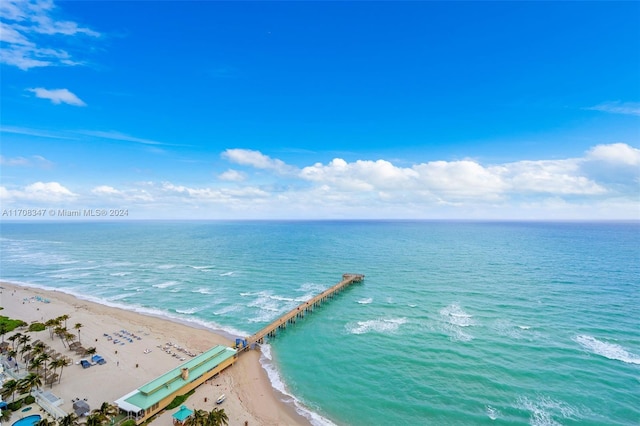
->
[0,281,312,426]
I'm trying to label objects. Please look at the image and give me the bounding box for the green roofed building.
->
[115,345,237,424]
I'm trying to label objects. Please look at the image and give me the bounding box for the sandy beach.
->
[0,282,310,426]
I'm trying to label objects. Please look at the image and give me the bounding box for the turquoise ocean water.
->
[1,221,638,425]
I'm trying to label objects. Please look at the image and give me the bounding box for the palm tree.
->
[7,332,21,351]
[73,323,83,344]
[0,406,12,424]
[20,343,32,362]
[29,356,44,376]
[84,412,103,426]
[50,357,70,384]
[0,379,18,402]
[205,408,229,426]
[85,347,97,356]
[186,409,207,426]
[64,332,76,349]
[58,314,70,330]
[38,352,52,383]
[18,372,42,396]
[58,413,79,426]
[18,334,31,354]
[54,327,68,348]
[37,417,57,426]
[45,318,59,340]
[94,401,118,421]
[0,323,7,343]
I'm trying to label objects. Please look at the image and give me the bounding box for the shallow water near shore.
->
[1,221,639,425]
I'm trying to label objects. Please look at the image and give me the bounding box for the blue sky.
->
[1,0,639,220]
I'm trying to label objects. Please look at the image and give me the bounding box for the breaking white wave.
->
[157,264,177,269]
[259,344,338,426]
[357,297,373,304]
[439,303,475,342]
[191,288,214,295]
[219,271,235,276]
[346,317,407,335]
[516,395,582,426]
[574,335,640,365]
[486,405,500,420]
[152,281,179,289]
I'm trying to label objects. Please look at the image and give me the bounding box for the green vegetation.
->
[120,420,137,426]
[28,322,46,332]
[0,316,27,333]
[165,389,196,410]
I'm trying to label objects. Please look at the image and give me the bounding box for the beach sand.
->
[0,282,310,426]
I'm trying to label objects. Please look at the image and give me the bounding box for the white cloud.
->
[222,149,296,174]
[1,181,76,202]
[0,0,100,70]
[78,130,175,146]
[0,154,53,168]
[28,87,86,106]
[588,101,640,117]
[2,143,638,220]
[218,169,246,182]
[586,143,640,166]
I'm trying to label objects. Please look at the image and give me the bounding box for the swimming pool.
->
[11,414,41,426]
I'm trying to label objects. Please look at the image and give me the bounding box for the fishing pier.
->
[237,273,364,350]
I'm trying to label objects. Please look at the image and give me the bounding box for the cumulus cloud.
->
[2,143,637,219]
[1,181,76,202]
[588,101,640,117]
[222,149,296,175]
[586,143,640,166]
[91,185,154,202]
[28,87,86,106]
[218,169,246,182]
[0,0,100,70]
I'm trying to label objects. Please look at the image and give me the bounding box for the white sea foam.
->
[157,264,177,269]
[574,335,640,365]
[188,265,215,270]
[408,304,417,308]
[516,395,582,426]
[439,303,475,341]
[213,305,241,316]
[485,405,500,420]
[296,282,326,293]
[259,344,338,426]
[357,297,373,304]
[151,281,179,289]
[346,317,407,335]
[175,307,200,315]
[219,271,235,276]
[191,288,214,295]
[109,272,131,277]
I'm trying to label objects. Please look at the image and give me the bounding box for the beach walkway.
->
[240,273,364,349]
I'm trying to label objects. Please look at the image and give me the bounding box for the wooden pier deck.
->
[241,273,364,349]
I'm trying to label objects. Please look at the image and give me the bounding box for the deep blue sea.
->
[1,221,639,425]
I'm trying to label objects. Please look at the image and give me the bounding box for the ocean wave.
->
[346,317,407,335]
[187,265,215,270]
[259,344,338,426]
[219,271,235,276]
[574,335,640,365]
[439,303,475,341]
[357,297,373,304]
[191,288,214,295]
[516,395,583,426]
[296,282,326,293]
[157,264,178,269]
[152,281,180,289]
[175,307,200,315]
[485,405,500,420]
